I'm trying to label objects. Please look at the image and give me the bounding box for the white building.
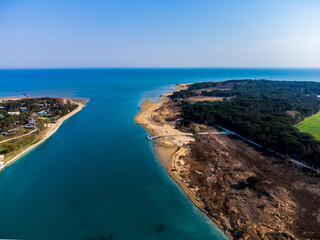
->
[0,155,4,161]
[8,112,20,115]
[0,160,5,170]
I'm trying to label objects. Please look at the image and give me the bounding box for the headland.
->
[135,80,320,239]
[0,97,88,172]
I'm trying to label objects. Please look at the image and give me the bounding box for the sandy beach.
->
[135,83,320,240]
[134,85,228,236]
[135,98,210,206]
[0,97,87,172]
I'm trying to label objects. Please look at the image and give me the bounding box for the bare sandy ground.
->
[134,97,205,204]
[135,83,320,239]
[134,85,226,236]
[0,98,87,172]
[134,98,194,148]
[186,96,230,103]
[0,96,26,101]
[0,96,56,101]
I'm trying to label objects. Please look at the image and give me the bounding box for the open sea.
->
[0,68,320,240]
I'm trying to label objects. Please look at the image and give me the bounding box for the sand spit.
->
[136,84,320,239]
[0,97,88,172]
[134,86,230,238]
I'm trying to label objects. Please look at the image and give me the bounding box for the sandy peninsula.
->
[0,97,88,172]
[134,85,230,237]
[135,83,320,240]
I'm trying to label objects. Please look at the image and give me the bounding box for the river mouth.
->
[0,68,319,239]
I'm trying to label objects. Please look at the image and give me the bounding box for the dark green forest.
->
[173,80,320,169]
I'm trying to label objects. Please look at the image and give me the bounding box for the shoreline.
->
[0,97,88,172]
[134,85,231,239]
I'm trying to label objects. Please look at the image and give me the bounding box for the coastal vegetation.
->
[172,79,320,169]
[0,97,80,168]
[0,97,77,133]
[136,81,320,239]
[187,133,320,239]
[0,131,38,160]
[246,176,261,190]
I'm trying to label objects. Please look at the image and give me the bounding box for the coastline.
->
[135,81,320,240]
[134,85,231,239]
[0,97,88,172]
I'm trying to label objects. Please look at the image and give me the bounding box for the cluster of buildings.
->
[8,111,20,115]
[0,98,66,137]
[0,105,30,116]
[0,110,39,136]
[0,99,66,170]
[24,117,36,129]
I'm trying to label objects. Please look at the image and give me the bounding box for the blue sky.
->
[1,0,320,68]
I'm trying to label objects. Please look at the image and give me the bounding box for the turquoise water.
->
[0,69,320,240]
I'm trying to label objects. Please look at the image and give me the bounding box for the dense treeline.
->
[187,79,245,91]
[173,80,320,119]
[202,90,233,97]
[176,80,320,169]
[171,90,197,99]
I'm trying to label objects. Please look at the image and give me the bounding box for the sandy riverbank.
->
[134,85,230,238]
[135,83,320,239]
[135,98,211,204]
[0,97,88,172]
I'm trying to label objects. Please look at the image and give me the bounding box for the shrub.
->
[247,176,261,190]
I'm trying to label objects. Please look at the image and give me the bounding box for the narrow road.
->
[151,131,226,140]
[215,124,320,174]
[148,125,320,173]
[0,128,37,144]
[0,101,84,173]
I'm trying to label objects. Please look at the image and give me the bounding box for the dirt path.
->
[0,99,86,172]
[0,128,37,144]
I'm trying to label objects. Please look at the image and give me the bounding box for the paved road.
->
[215,124,320,174]
[151,131,226,139]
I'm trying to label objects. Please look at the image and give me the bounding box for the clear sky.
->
[1,0,320,68]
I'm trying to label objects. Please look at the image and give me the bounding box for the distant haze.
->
[1,0,320,69]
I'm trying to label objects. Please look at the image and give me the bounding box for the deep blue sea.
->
[0,68,320,240]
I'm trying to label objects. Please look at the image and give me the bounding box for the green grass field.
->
[297,112,320,140]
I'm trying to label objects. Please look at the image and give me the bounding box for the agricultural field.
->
[297,112,320,140]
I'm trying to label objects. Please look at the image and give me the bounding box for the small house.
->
[36,110,46,115]
[0,155,4,161]
[29,118,36,124]
[24,124,35,129]
[8,112,20,115]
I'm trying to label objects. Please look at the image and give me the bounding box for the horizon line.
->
[1,67,320,70]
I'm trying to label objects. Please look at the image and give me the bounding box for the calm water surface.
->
[0,69,319,240]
